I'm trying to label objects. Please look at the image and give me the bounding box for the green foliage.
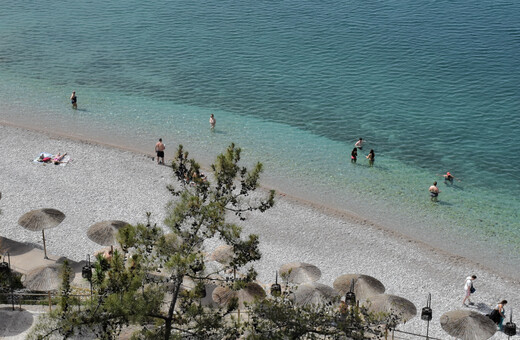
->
[30,143,275,340]
[246,292,396,340]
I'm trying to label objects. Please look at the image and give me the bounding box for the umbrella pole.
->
[42,230,48,259]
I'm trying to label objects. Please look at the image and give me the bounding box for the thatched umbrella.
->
[440,310,497,340]
[365,294,417,323]
[212,282,266,309]
[279,262,321,284]
[333,274,385,301]
[87,220,129,249]
[18,208,65,259]
[209,245,234,265]
[23,263,74,311]
[292,282,340,307]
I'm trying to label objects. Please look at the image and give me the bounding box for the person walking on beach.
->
[355,138,364,149]
[351,148,357,163]
[70,91,77,109]
[462,275,477,306]
[429,181,440,201]
[488,300,507,330]
[366,149,375,166]
[155,138,165,165]
[209,114,216,129]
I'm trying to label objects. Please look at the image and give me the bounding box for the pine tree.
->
[29,143,275,340]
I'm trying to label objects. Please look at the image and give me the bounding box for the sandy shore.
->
[0,123,518,339]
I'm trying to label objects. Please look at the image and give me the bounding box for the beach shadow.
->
[475,302,494,314]
[0,237,33,257]
[210,129,227,135]
[435,200,453,207]
[443,181,464,191]
[0,307,34,336]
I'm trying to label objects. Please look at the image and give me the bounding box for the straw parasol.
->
[440,310,497,340]
[87,220,129,247]
[292,282,340,307]
[209,245,234,265]
[365,294,417,323]
[212,282,266,309]
[333,274,385,301]
[18,208,65,259]
[279,262,321,284]
[23,263,74,311]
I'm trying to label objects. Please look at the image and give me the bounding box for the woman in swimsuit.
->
[366,149,375,166]
[70,91,77,109]
[351,148,357,163]
[52,153,67,164]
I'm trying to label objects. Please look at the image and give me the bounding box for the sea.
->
[1,0,519,277]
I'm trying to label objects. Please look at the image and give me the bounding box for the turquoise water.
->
[1,1,519,273]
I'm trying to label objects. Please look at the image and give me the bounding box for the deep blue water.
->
[1,0,519,271]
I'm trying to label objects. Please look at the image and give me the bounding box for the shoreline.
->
[2,120,517,284]
[1,122,519,339]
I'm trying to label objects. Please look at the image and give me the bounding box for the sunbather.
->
[52,153,67,164]
[37,154,52,163]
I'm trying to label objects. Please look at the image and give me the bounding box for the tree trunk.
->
[164,274,184,340]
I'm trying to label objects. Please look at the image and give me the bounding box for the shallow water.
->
[1,0,519,275]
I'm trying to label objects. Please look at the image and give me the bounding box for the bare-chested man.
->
[429,181,440,201]
[155,138,165,164]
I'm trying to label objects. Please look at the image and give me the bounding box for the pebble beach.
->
[0,122,518,339]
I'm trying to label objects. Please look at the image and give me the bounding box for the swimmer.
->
[209,114,216,129]
[351,148,357,163]
[355,138,364,149]
[366,149,375,166]
[429,181,440,201]
[70,91,77,109]
[440,171,460,182]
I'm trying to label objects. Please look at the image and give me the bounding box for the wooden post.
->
[42,230,48,259]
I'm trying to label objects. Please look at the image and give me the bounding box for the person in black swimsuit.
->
[70,91,77,109]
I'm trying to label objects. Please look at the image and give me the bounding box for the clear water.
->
[1,0,519,275]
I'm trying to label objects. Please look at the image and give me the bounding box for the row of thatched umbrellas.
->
[209,249,499,340]
[16,208,129,310]
[17,208,129,259]
[14,210,500,339]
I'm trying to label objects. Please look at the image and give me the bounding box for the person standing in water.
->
[366,149,375,166]
[429,181,440,201]
[155,138,165,165]
[351,148,357,163]
[355,138,364,149]
[70,91,77,109]
[209,114,216,129]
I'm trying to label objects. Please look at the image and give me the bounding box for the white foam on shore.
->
[0,123,518,339]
